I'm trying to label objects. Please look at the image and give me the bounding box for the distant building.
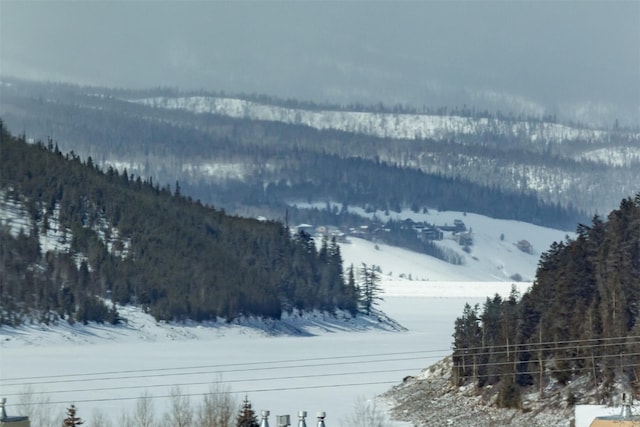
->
[454,231,473,246]
[316,225,347,242]
[0,399,30,427]
[516,240,533,254]
[438,219,467,233]
[421,226,443,241]
[294,224,314,235]
[453,219,467,232]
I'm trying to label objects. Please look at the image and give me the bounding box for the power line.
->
[1,348,445,382]
[4,335,638,388]
[9,380,403,407]
[3,365,430,397]
[453,334,640,354]
[1,355,445,387]
[5,334,638,385]
[451,362,640,382]
[3,333,639,412]
[454,339,640,360]
[452,351,640,372]
[12,360,640,409]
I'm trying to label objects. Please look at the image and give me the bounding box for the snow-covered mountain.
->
[130,95,625,143]
[2,79,638,220]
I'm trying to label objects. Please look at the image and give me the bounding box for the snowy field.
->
[0,209,570,425]
[1,294,491,426]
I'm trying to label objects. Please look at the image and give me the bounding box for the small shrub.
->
[497,380,522,409]
[510,273,523,282]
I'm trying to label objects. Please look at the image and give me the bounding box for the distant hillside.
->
[126,90,640,216]
[134,94,629,143]
[0,121,358,325]
[0,78,597,232]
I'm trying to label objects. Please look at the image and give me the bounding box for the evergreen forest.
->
[0,78,598,231]
[452,195,640,405]
[0,121,359,325]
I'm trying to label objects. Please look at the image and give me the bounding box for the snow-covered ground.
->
[306,205,573,283]
[1,291,491,426]
[130,95,620,143]
[0,207,575,425]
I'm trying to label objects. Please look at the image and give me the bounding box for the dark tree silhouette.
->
[235,396,259,427]
[63,404,84,426]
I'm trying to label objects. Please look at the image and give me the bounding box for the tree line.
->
[0,121,362,325]
[451,194,640,407]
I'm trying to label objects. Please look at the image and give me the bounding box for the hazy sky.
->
[1,1,639,125]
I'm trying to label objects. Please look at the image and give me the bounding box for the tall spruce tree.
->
[235,396,259,427]
[358,263,384,315]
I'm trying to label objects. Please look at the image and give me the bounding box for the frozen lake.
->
[2,227,535,425]
[1,295,487,426]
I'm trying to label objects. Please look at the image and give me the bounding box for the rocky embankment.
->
[383,356,576,427]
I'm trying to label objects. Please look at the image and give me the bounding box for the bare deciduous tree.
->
[90,409,113,427]
[166,386,193,427]
[341,396,390,427]
[132,390,155,427]
[17,385,59,427]
[196,379,236,427]
[118,410,133,427]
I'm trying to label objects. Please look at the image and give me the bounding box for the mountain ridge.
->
[132,94,635,144]
[2,78,637,222]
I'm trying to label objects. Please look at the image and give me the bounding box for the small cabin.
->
[516,240,533,254]
[438,219,467,233]
[421,226,443,241]
[453,219,467,232]
[455,231,473,246]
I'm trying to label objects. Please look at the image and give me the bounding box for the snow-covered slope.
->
[130,96,621,143]
[0,201,567,347]
[316,206,572,284]
[0,190,131,262]
[1,202,573,425]
[1,193,570,344]
[577,146,640,166]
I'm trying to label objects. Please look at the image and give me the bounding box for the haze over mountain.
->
[2,2,640,424]
[1,1,638,127]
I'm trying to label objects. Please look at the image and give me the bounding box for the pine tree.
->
[344,263,359,315]
[452,303,481,385]
[358,263,384,315]
[235,396,259,427]
[63,404,84,426]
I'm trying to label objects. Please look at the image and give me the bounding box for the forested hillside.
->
[0,78,593,231]
[452,195,640,406]
[0,121,358,325]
